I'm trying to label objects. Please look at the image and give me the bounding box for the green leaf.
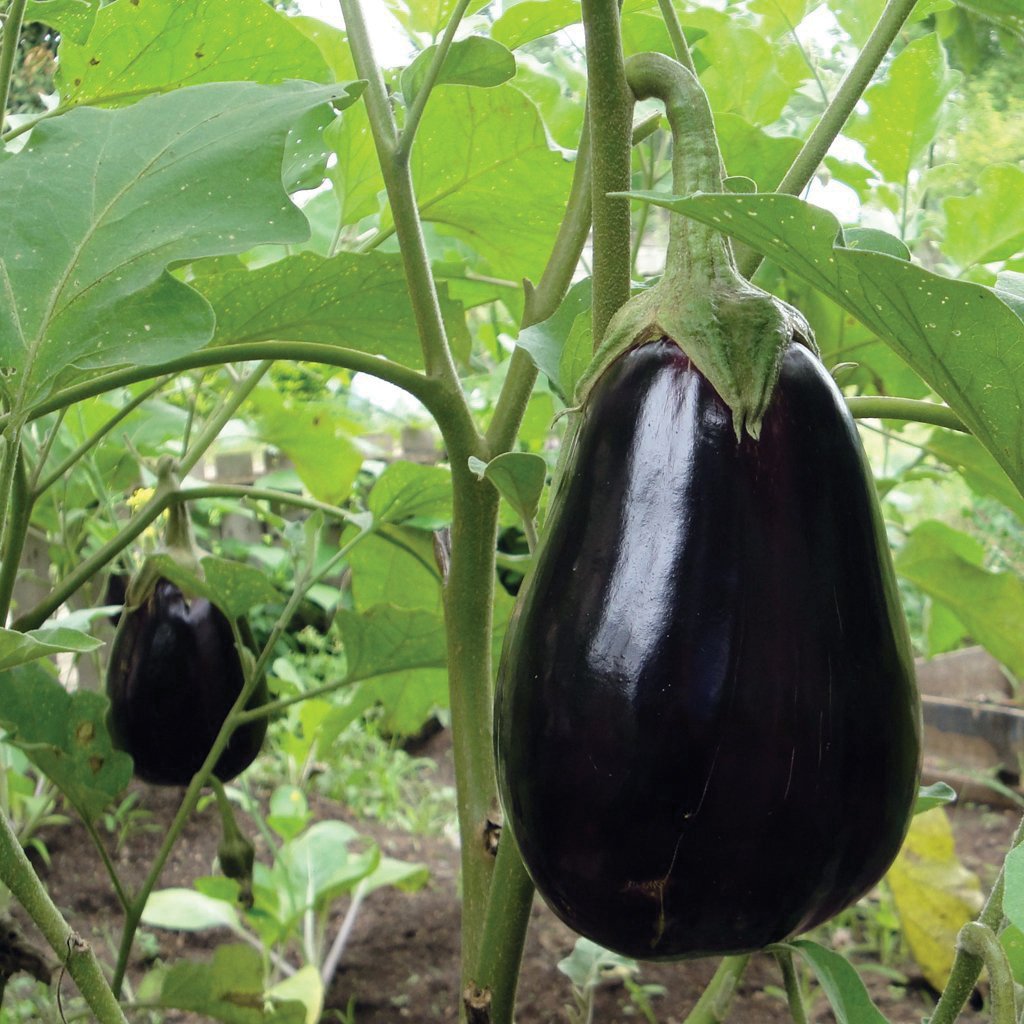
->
[348,528,442,613]
[491,0,580,49]
[402,83,573,282]
[944,164,1024,269]
[925,430,1024,521]
[368,463,453,528]
[266,968,323,1024]
[629,191,1024,496]
[385,0,489,37]
[469,452,547,523]
[248,388,363,506]
[345,668,449,737]
[847,35,959,185]
[402,36,515,106]
[787,939,889,1024]
[0,626,102,671]
[0,662,132,821]
[896,521,1024,679]
[0,80,362,413]
[357,856,429,897]
[1002,846,1024,936]
[915,781,957,814]
[716,113,802,194]
[200,557,282,620]
[558,311,593,401]
[56,0,330,108]
[954,0,1024,38]
[196,251,464,371]
[843,227,911,261]
[24,0,96,43]
[516,277,592,396]
[326,105,385,228]
[272,821,379,910]
[142,889,245,934]
[997,271,1024,320]
[1001,924,1024,986]
[142,943,306,1024]
[335,605,448,685]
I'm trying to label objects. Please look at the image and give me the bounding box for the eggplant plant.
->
[0,0,1022,1022]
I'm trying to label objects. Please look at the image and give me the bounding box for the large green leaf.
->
[0,662,131,821]
[926,430,1024,521]
[0,80,361,413]
[402,83,573,282]
[368,463,453,528]
[629,191,1024,496]
[944,164,1024,270]
[787,939,889,1024]
[56,0,330,108]
[348,529,442,613]
[326,105,385,228]
[491,0,581,49]
[335,605,448,685]
[847,34,959,186]
[896,521,1024,679]
[0,626,102,671]
[196,251,464,371]
[954,0,1024,37]
[384,0,490,38]
[24,0,96,42]
[716,113,802,194]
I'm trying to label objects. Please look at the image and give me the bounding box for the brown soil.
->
[23,729,1021,1023]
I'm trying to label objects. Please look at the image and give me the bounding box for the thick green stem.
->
[582,0,633,349]
[739,0,921,278]
[0,443,29,622]
[0,813,129,1023]
[928,814,1024,1024]
[845,396,967,433]
[682,955,750,1024]
[0,0,28,131]
[774,949,809,1024]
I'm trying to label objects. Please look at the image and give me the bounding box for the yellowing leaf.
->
[887,807,983,990]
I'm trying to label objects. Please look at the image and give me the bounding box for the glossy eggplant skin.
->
[106,579,267,786]
[495,339,921,961]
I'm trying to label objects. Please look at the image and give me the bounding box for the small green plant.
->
[558,938,664,1024]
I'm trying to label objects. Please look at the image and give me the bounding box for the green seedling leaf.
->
[0,80,362,413]
[196,251,466,372]
[897,521,1024,679]
[945,164,1024,269]
[491,0,580,48]
[141,943,306,1023]
[368,463,452,528]
[787,939,889,1024]
[0,626,102,671]
[847,34,959,186]
[400,83,573,282]
[56,0,330,108]
[557,938,637,991]
[272,821,379,911]
[267,968,323,1024]
[915,781,957,814]
[267,785,312,842]
[24,0,96,42]
[517,277,592,396]
[0,662,131,821]
[469,452,547,523]
[402,36,515,106]
[357,856,430,898]
[142,889,245,934]
[625,190,1024,496]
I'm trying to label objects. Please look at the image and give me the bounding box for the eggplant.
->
[494,338,921,960]
[106,578,267,786]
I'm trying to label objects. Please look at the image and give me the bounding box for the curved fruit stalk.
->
[494,53,921,960]
[580,52,813,440]
[106,464,267,787]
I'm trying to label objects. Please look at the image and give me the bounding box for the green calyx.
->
[578,52,815,440]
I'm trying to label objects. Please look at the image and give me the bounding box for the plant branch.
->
[740,0,920,278]
[0,0,27,131]
[0,439,28,622]
[656,0,697,74]
[773,949,808,1024]
[682,955,750,1024]
[396,0,473,160]
[582,0,634,349]
[32,378,170,498]
[0,812,129,1023]
[928,813,1024,1024]
[5,342,439,431]
[845,396,967,433]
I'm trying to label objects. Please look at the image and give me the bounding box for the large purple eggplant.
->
[494,338,921,960]
[106,578,267,786]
